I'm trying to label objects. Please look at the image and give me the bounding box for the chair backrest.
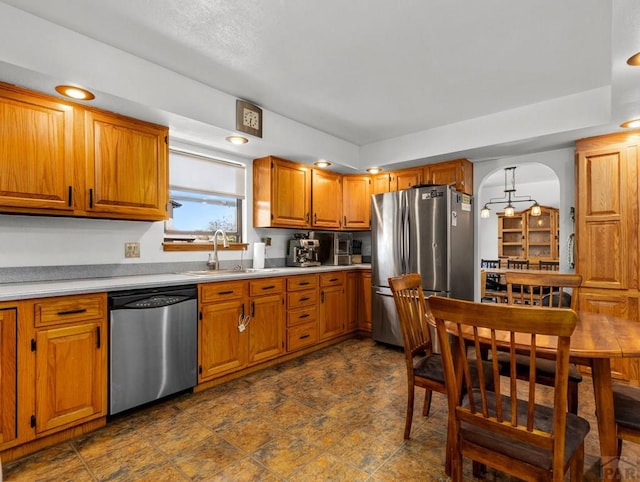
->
[505,272,582,309]
[481,259,500,269]
[428,296,578,478]
[507,259,529,269]
[538,260,560,271]
[388,273,435,359]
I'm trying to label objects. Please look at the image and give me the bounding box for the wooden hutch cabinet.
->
[575,131,640,383]
[498,205,559,264]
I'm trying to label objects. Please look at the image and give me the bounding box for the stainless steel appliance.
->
[108,285,198,415]
[371,185,474,347]
[310,231,353,265]
[286,236,321,267]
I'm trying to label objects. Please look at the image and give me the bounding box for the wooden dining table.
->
[450,309,640,480]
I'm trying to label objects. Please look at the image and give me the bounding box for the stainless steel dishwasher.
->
[108,285,198,415]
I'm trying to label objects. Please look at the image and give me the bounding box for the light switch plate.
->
[124,242,140,258]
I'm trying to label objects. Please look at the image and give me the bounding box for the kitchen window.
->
[164,149,246,250]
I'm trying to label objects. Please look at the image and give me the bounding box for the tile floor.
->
[3,336,640,481]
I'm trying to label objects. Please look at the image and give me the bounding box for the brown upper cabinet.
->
[423,158,473,195]
[342,175,371,230]
[253,156,312,228]
[311,169,342,229]
[0,82,168,221]
[253,156,473,230]
[390,167,422,191]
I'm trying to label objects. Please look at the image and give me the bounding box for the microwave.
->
[310,232,352,265]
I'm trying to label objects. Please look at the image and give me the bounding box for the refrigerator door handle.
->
[401,192,409,273]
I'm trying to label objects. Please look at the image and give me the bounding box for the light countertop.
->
[0,264,371,301]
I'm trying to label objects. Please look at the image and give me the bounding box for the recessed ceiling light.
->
[55,85,95,100]
[620,118,640,128]
[314,160,331,168]
[366,167,382,174]
[627,51,640,66]
[225,135,248,145]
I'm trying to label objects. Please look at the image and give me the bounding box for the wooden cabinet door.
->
[269,157,312,228]
[0,308,17,444]
[371,173,390,195]
[391,168,422,191]
[423,159,473,195]
[84,110,168,221]
[576,145,633,290]
[360,271,372,332]
[346,272,360,332]
[0,86,75,213]
[35,321,105,434]
[319,284,346,340]
[199,299,247,380]
[312,169,342,229]
[343,175,371,230]
[248,293,285,364]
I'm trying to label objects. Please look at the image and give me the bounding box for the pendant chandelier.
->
[480,166,541,218]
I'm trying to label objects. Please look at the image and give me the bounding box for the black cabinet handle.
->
[218,290,234,295]
[96,326,101,349]
[251,301,255,317]
[321,291,325,303]
[262,285,275,290]
[299,333,310,340]
[330,278,339,282]
[241,304,245,317]
[68,186,73,207]
[57,308,87,316]
[89,188,94,208]
[299,313,310,319]
[300,297,310,302]
[299,281,310,286]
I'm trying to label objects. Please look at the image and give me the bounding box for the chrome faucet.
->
[207,229,230,270]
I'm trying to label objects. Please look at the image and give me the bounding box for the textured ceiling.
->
[1,0,615,146]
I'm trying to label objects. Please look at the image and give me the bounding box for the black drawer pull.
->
[299,313,310,319]
[299,281,310,286]
[330,278,339,282]
[218,290,234,295]
[262,285,276,290]
[300,297,310,301]
[299,333,311,340]
[57,308,87,316]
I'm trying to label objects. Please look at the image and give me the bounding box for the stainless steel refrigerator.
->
[371,184,474,347]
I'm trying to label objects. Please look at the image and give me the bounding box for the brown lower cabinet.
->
[198,278,286,381]
[0,294,107,460]
[1,269,370,460]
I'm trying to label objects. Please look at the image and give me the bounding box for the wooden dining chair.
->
[507,259,530,270]
[503,271,583,414]
[481,258,504,302]
[539,260,560,271]
[612,383,640,455]
[388,273,447,439]
[428,296,590,482]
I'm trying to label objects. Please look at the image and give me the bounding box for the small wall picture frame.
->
[236,99,262,138]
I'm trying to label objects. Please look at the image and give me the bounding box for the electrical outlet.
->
[124,242,140,258]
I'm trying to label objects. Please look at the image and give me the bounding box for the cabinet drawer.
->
[287,274,318,291]
[287,321,318,352]
[320,272,345,287]
[287,306,318,327]
[34,293,106,327]
[200,281,248,303]
[287,289,318,310]
[250,277,285,297]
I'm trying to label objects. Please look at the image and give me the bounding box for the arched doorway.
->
[478,162,560,265]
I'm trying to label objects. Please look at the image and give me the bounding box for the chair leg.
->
[568,381,578,415]
[404,383,415,439]
[422,388,433,417]
[569,442,584,481]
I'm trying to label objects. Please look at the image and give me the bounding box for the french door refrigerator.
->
[371,184,474,347]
